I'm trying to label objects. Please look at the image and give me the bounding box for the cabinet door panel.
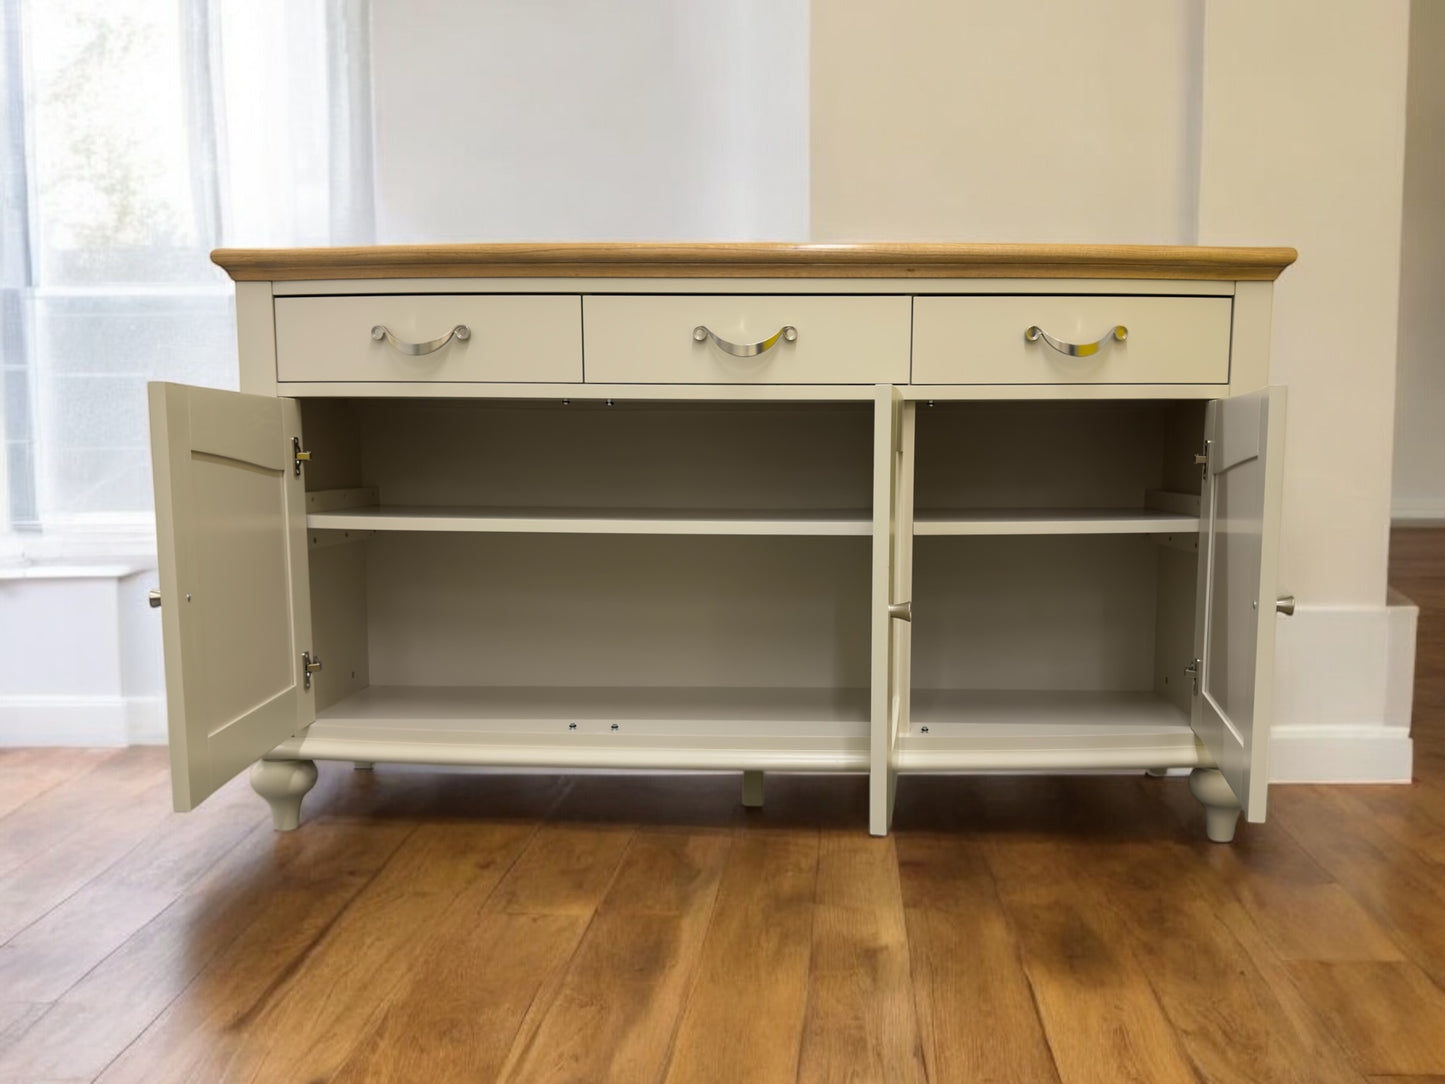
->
[889,400,916,820]
[1193,387,1286,820]
[870,387,913,835]
[149,383,314,810]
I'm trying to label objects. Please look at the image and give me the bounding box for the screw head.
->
[610,723,620,731]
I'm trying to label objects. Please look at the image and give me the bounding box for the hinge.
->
[1184,658,1201,696]
[1194,439,1211,479]
[293,436,312,477]
[302,651,323,691]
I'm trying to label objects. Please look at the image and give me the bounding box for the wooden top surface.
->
[210,242,1297,282]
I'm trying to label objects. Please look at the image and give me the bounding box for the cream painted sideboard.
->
[148,243,1296,841]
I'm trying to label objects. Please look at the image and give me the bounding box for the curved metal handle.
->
[1024,324,1127,358]
[692,324,797,358]
[370,323,470,356]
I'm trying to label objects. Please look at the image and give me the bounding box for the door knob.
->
[147,589,161,608]
[1276,596,1296,616]
[888,601,912,622]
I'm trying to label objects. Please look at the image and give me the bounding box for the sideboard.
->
[148,242,1296,841]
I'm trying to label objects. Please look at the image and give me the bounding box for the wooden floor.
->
[3,535,1445,1082]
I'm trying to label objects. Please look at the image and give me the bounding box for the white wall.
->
[812,0,1416,780]
[1393,0,1445,520]
[1196,2,1408,606]
[0,568,164,746]
[811,0,1203,243]
[370,0,809,241]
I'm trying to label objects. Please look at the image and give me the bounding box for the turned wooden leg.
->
[1188,767,1241,843]
[251,759,319,831]
[741,770,765,808]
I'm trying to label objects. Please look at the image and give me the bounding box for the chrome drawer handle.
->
[370,323,470,356]
[1024,324,1127,358]
[692,324,797,358]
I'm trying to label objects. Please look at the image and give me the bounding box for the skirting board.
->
[1269,725,1413,783]
[1392,498,1445,525]
[0,695,166,747]
[0,598,1421,789]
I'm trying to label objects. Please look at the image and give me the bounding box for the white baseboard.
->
[0,695,166,747]
[1392,497,1445,524]
[1269,598,1418,783]
[124,696,167,744]
[1269,724,1413,783]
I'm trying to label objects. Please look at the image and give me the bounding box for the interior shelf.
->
[307,505,872,536]
[896,690,1202,770]
[285,685,871,771]
[913,509,1199,536]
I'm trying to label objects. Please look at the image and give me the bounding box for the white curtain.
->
[0,0,372,556]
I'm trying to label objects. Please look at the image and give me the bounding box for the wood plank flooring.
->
[2,529,1444,1082]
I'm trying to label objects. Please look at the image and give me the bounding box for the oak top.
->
[210,242,1297,282]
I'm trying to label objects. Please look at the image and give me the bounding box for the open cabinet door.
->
[870,387,914,836]
[1193,386,1286,821]
[149,383,314,811]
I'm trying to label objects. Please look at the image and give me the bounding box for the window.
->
[0,0,372,558]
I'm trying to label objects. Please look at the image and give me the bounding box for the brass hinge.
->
[293,436,312,476]
[1184,658,1201,696]
[1194,439,1211,478]
[302,651,323,691]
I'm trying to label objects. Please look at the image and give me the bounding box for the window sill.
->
[0,523,158,578]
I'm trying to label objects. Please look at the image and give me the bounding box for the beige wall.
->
[812,1,1202,243]
[1197,2,1408,604]
[813,0,1409,607]
[1393,0,1445,519]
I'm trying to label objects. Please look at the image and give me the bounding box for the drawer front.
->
[912,296,1232,385]
[584,296,911,384]
[274,295,582,382]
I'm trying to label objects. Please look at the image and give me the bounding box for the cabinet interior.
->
[298,398,875,767]
[295,396,1209,766]
[903,400,1207,761]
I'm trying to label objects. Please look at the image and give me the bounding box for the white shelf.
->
[896,689,1202,770]
[307,505,872,536]
[914,508,1199,536]
[282,685,870,771]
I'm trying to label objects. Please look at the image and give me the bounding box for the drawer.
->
[274,295,581,383]
[583,296,911,384]
[912,296,1232,385]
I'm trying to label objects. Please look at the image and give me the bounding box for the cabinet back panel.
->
[353,399,873,512]
[363,533,870,689]
[911,535,1159,691]
[914,400,1204,511]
